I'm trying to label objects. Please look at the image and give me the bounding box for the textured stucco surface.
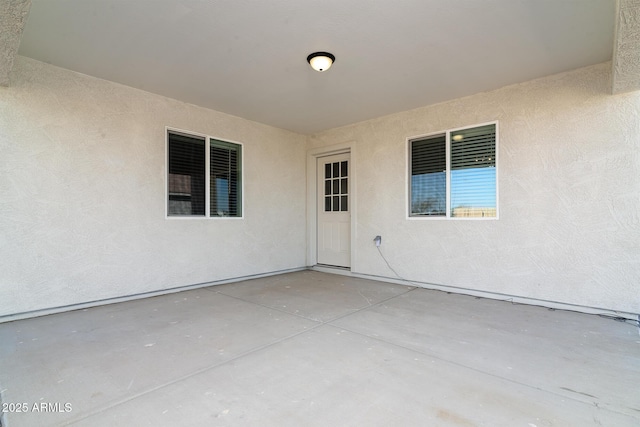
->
[0,0,31,86]
[0,56,307,317]
[2,57,639,318]
[309,62,640,314]
[612,0,640,94]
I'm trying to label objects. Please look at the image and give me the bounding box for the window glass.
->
[210,140,242,217]
[168,132,206,216]
[323,158,349,212]
[410,135,446,216]
[450,124,496,218]
[167,131,242,218]
[409,123,497,219]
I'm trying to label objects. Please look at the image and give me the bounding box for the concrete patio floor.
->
[1,270,639,426]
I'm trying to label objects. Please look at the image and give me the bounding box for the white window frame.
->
[406,121,499,220]
[165,127,244,219]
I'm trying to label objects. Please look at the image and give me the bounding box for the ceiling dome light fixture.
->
[307,52,335,72]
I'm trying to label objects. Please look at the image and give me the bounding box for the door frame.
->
[306,141,356,270]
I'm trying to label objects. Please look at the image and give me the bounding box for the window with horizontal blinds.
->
[168,132,206,216]
[167,130,243,218]
[410,134,446,216]
[450,124,496,218]
[408,122,497,219]
[210,139,242,217]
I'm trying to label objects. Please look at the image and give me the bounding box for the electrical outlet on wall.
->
[374,235,382,247]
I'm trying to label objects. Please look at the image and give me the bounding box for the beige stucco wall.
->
[2,57,638,318]
[309,62,640,314]
[0,56,307,317]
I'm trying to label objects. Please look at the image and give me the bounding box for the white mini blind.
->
[167,131,243,218]
[410,134,446,216]
[449,124,496,218]
[210,139,242,217]
[167,132,206,216]
[409,123,497,219]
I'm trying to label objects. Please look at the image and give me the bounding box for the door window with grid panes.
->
[324,160,348,212]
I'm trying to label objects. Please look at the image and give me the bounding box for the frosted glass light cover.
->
[310,55,332,72]
[307,52,335,72]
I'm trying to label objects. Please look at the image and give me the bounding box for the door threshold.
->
[312,264,352,276]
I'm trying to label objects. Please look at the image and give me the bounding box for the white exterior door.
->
[317,153,351,268]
